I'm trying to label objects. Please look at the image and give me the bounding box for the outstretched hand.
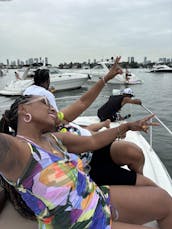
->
[105,56,123,81]
[128,114,159,133]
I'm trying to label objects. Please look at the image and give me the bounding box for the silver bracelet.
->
[102,77,107,85]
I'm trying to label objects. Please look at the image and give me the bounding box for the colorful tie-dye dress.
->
[6,134,115,229]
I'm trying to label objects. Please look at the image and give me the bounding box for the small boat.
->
[79,61,143,85]
[0,106,171,229]
[0,67,89,96]
[149,64,172,73]
[48,67,89,93]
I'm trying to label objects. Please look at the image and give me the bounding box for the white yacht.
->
[0,67,89,96]
[149,64,172,73]
[79,61,143,85]
[48,67,89,92]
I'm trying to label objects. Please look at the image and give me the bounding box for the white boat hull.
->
[77,62,143,85]
[150,69,172,73]
[109,73,143,85]
[0,79,33,96]
[50,73,89,92]
[89,74,143,85]
[149,64,172,73]
[0,74,89,96]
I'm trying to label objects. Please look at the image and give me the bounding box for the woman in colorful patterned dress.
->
[0,95,172,229]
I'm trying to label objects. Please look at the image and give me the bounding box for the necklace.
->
[17,134,41,146]
[16,134,67,159]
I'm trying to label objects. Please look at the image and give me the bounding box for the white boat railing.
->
[141,104,172,147]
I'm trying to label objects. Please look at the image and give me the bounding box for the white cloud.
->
[0,0,172,64]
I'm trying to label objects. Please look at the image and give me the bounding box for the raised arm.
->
[60,56,123,122]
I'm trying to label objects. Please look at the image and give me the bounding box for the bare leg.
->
[110,141,158,186]
[136,173,157,186]
[110,141,145,174]
[84,119,111,132]
[110,185,172,229]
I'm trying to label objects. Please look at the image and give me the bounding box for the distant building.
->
[128,57,135,63]
[6,59,9,66]
[28,58,34,65]
[45,57,48,65]
[131,57,134,63]
[144,57,147,65]
[11,60,16,66]
[159,58,166,63]
[17,59,20,66]
[34,58,39,64]
[20,61,25,66]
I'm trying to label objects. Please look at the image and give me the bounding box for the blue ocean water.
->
[0,68,172,177]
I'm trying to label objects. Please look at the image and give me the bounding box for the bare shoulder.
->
[0,134,18,175]
[0,133,16,156]
[0,134,20,164]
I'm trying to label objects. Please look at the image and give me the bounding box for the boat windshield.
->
[49,67,61,74]
[93,64,104,69]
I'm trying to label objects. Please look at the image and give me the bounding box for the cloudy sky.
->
[0,0,172,65]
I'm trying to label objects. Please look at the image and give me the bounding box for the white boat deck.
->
[74,116,172,196]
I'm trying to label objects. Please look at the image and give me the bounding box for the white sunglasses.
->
[25,96,51,107]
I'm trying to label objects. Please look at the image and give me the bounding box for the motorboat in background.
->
[78,61,143,85]
[0,68,33,96]
[149,64,172,73]
[48,67,89,92]
[0,67,89,96]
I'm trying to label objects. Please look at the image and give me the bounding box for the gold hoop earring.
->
[24,113,32,123]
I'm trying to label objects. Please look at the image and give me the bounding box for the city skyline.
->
[2,55,172,67]
[0,0,172,65]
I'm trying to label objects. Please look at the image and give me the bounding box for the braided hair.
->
[0,95,33,134]
[0,95,36,220]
